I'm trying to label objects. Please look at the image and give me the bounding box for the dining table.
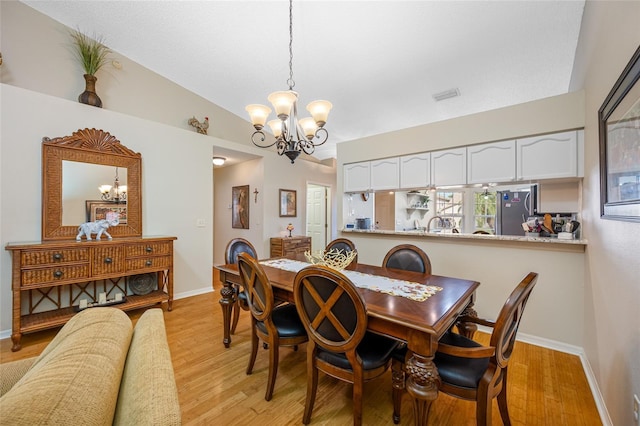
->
[214,256,480,426]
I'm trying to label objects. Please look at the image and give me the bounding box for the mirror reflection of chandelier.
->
[99,167,127,203]
[245,0,332,164]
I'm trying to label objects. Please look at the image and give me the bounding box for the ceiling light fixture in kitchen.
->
[245,0,332,164]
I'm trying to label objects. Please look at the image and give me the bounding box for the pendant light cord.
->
[287,0,295,90]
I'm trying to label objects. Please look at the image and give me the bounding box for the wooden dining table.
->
[214,257,480,426]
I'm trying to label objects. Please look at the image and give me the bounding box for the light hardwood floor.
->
[1,277,602,425]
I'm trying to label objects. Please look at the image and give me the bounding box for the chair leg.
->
[391,358,405,424]
[265,336,279,401]
[246,322,259,375]
[303,349,318,425]
[497,372,511,426]
[352,367,364,426]
[476,384,492,426]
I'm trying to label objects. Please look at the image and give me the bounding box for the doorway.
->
[306,183,331,252]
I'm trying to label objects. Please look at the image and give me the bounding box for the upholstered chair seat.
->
[254,304,306,338]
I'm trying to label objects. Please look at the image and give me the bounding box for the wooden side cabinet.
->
[270,236,311,258]
[5,236,176,351]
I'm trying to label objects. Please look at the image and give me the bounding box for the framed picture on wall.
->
[232,185,250,229]
[279,189,296,217]
[599,45,640,221]
[85,200,127,224]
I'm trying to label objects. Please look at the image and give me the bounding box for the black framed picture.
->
[599,45,640,222]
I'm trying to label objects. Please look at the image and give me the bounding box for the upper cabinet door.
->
[431,148,467,186]
[400,153,431,189]
[467,140,516,184]
[343,162,371,192]
[516,131,578,180]
[370,158,399,190]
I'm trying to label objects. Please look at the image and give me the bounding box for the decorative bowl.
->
[304,248,357,271]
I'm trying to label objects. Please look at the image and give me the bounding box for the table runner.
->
[260,259,442,302]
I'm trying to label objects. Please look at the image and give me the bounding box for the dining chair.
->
[224,238,258,335]
[382,244,431,275]
[237,252,308,401]
[392,272,539,425]
[325,238,358,270]
[293,265,400,426]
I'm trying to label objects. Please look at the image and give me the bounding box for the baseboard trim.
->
[477,325,612,426]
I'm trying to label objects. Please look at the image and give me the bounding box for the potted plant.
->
[70,29,112,108]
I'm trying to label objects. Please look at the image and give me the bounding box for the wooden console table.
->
[270,236,311,258]
[5,236,176,351]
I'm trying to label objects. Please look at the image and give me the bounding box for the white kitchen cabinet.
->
[431,147,466,186]
[400,153,430,189]
[370,158,399,190]
[343,162,371,192]
[516,131,579,180]
[467,140,516,184]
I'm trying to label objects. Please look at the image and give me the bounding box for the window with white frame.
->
[473,190,497,233]
[435,191,464,231]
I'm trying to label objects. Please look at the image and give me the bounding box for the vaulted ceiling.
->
[23,0,585,160]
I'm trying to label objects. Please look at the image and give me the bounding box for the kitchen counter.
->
[342,228,587,247]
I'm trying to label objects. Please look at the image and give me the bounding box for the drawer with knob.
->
[20,248,89,267]
[92,246,125,276]
[126,255,172,273]
[126,242,171,257]
[21,265,90,288]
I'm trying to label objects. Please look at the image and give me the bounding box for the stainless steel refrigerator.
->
[496,185,538,236]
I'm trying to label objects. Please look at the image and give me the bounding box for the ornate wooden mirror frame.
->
[42,128,142,241]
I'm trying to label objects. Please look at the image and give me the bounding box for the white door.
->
[307,184,327,252]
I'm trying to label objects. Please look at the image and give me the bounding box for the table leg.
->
[219,277,237,348]
[405,352,441,425]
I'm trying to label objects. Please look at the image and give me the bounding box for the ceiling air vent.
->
[432,88,460,102]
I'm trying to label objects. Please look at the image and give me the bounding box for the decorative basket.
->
[304,248,357,271]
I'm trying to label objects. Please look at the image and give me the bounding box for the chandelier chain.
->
[287,0,295,90]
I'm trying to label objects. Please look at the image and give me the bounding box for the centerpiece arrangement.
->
[304,248,357,271]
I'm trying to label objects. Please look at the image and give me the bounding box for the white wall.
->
[0,84,214,333]
[570,2,640,425]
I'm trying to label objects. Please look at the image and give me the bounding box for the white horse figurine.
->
[76,216,120,241]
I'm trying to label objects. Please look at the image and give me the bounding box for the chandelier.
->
[98,167,127,203]
[245,0,332,164]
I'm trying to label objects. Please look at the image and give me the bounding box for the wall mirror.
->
[42,128,142,240]
[599,45,640,222]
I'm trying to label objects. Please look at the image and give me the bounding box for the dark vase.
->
[78,74,102,108]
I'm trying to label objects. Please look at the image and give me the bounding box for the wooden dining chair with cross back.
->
[237,252,308,401]
[391,272,539,425]
[224,238,258,335]
[382,244,431,274]
[293,265,400,425]
[325,238,358,270]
